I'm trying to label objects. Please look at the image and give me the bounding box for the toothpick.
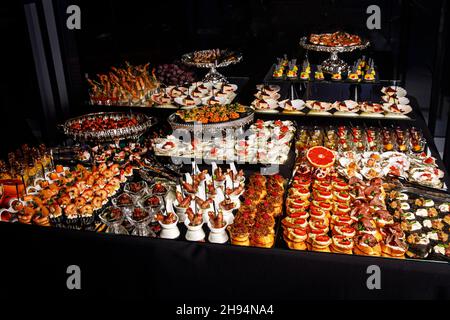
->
[15,183,20,201]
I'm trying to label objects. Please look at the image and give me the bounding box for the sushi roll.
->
[427,230,440,241]
[430,244,450,261]
[80,210,95,227]
[400,212,415,221]
[48,204,64,226]
[443,214,450,226]
[416,208,428,218]
[423,199,435,207]
[431,219,445,231]
[401,220,422,233]
[437,230,449,243]
[438,203,450,213]
[427,207,439,218]
[64,206,80,229]
[400,202,410,211]
[396,193,409,201]
[406,233,431,259]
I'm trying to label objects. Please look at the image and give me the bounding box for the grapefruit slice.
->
[306,146,336,168]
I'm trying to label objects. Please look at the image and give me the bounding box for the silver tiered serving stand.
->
[299,37,370,74]
[168,109,254,134]
[181,50,243,83]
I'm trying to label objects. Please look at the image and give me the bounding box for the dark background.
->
[0,0,449,154]
[0,1,450,301]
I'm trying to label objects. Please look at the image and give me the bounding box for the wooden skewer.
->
[15,183,20,201]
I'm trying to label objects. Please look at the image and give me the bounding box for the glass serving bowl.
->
[123,181,149,199]
[99,206,128,235]
[127,207,156,237]
[112,193,135,216]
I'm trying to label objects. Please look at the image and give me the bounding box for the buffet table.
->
[1,45,450,300]
[0,92,449,300]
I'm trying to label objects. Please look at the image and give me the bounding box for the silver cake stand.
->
[299,37,370,74]
[181,50,242,83]
[60,112,157,143]
[168,107,254,134]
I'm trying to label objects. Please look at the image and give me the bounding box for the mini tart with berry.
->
[331,73,342,81]
[348,73,360,82]
[315,71,324,80]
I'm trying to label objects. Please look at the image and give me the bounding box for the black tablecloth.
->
[1,84,449,300]
[0,222,449,300]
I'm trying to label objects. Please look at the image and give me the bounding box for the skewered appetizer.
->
[208,210,225,229]
[87,62,159,105]
[155,211,178,224]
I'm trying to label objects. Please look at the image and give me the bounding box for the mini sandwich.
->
[333,203,351,215]
[356,218,383,242]
[287,197,310,209]
[309,219,330,234]
[373,209,394,228]
[308,234,332,253]
[282,216,309,230]
[314,190,333,202]
[333,190,351,204]
[283,228,308,250]
[228,224,250,246]
[331,215,354,229]
[380,231,407,259]
[288,186,311,199]
[354,234,381,256]
[333,225,356,238]
[250,227,275,248]
[330,235,354,255]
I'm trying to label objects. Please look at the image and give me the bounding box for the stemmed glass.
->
[99,206,129,235]
[127,207,156,237]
